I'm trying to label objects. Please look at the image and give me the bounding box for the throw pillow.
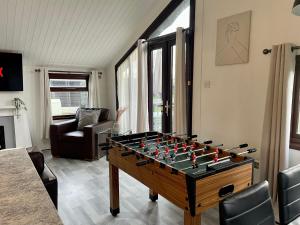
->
[77,109,100,130]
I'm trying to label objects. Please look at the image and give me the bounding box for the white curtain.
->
[137,39,149,132]
[174,27,187,135]
[260,43,295,200]
[39,68,52,140]
[117,49,138,133]
[89,70,101,108]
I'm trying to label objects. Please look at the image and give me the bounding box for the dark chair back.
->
[278,165,300,225]
[219,181,275,225]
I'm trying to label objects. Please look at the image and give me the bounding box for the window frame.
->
[49,72,89,120]
[290,56,300,149]
[114,0,195,135]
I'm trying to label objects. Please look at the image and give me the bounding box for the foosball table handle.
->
[188,135,198,140]
[247,148,257,153]
[121,151,134,157]
[136,160,148,166]
[239,143,248,148]
[203,140,213,144]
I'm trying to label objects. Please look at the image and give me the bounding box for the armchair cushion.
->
[62,130,84,142]
[77,109,100,130]
[51,119,78,134]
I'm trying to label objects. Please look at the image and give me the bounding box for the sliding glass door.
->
[149,36,176,133]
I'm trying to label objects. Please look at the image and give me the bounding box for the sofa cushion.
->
[76,108,110,122]
[99,108,109,122]
[62,130,84,142]
[75,108,100,120]
[77,109,100,130]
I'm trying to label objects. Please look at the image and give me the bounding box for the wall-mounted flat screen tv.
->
[0,53,23,91]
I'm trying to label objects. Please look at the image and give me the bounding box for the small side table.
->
[96,129,132,160]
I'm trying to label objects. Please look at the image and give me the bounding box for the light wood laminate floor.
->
[44,150,219,225]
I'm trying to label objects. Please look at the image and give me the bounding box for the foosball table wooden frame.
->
[108,133,254,225]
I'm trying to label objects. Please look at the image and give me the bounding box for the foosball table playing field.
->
[108,132,255,225]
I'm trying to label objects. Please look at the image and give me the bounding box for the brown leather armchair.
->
[50,108,113,161]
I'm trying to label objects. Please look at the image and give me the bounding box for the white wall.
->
[0,66,41,147]
[193,0,300,163]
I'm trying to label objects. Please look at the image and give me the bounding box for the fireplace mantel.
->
[0,106,16,109]
[0,106,16,117]
[0,106,32,148]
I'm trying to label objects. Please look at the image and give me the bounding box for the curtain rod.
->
[141,27,189,44]
[34,69,102,75]
[263,46,300,55]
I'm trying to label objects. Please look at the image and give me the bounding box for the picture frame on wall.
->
[215,10,252,66]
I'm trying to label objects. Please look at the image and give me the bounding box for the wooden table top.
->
[0,148,63,225]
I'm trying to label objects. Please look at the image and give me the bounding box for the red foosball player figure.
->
[213,148,219,162]
[191,152,198,168]
[173,144,178,154]
[165,146,170,156]
[183,143,187,152]
[170,136,175,144]
[154,148,159,159]
[140,138,146,148]
[192,143,196,150]
[156,137,160,145]
[140,142,145,148]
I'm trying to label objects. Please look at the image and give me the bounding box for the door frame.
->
[148,33,176,133]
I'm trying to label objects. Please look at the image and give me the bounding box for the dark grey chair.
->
[278,165,300,225]
[219,181,275,225]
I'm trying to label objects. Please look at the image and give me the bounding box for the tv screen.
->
[0,53,23,91]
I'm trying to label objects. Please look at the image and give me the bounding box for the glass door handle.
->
[158,101,170,116]
[164,100,170,117]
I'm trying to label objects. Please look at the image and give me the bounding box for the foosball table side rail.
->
[194,162,253,215]
[108,146,190,211]
[109,145,254,219]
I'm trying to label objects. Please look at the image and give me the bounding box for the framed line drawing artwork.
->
[215,11,252,66]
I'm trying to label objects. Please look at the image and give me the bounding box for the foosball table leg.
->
[149,189,158,202]
[109,163,120,217]
[184,211,201,225]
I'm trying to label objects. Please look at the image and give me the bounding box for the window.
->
[49,73,89,120]
[117,49,138,133]
[149,0,190,38]
[291,56,300,149]
[115,0,195,134]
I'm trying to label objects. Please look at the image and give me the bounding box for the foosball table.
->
[108,132,255,225]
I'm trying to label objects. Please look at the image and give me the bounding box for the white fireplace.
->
[0,106,32,149]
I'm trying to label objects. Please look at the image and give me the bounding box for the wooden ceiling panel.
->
[0,0,169,68]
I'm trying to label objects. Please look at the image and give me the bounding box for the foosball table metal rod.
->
[120,132,177,144]
[146,141,217,161]
[172,143,223,159]
[171,144,248,166]
[182,148,257,173]
[196,148,257,174]
[122,139,213,157]
[124,133,199,147]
